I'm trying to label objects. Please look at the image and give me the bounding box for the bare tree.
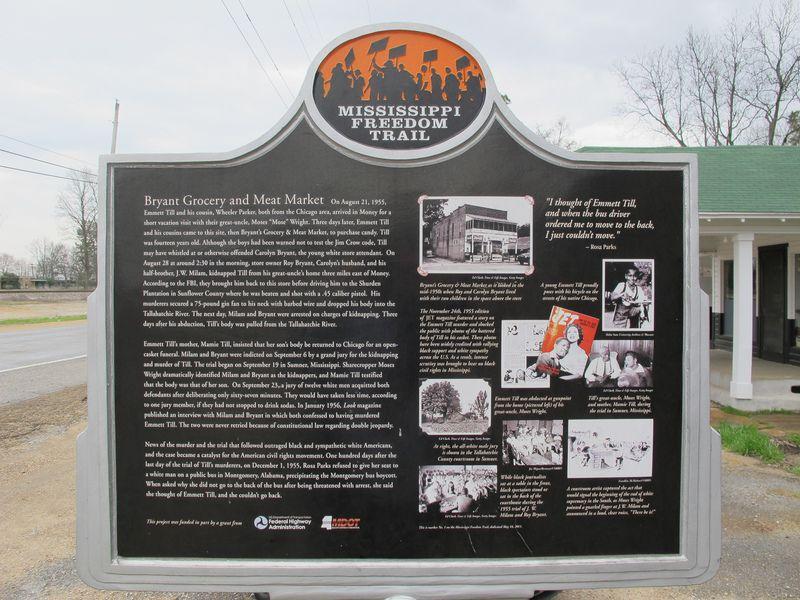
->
[683,22,755,145]
[618,0,800,146]
[746,0,800,144]
[0,253,19,274]
[535,117,580,150]
[617,45,690,145]
[0,253,29,280]
[57,168,98,289]
[30,238,70,283]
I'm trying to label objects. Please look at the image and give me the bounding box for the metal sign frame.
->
[77,22,720,598]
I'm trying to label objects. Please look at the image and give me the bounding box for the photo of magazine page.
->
[501,320,549,388]
[537,306,599,379]
[567,419,654,479]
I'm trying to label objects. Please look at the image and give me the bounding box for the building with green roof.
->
[582,145,800,403]
[581,146,800,214]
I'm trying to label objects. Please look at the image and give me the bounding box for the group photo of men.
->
[418,465,498,515]
[502,420,564,467]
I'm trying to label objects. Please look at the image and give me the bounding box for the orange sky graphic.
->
[317,30,484,101]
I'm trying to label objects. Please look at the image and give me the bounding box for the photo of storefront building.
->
[582,145,800,411]
[429,204,523,262]
[421,197,532,274]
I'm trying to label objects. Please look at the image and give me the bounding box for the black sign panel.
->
[112,118,684,560]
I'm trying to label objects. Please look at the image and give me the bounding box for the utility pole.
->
[110,99,120,154]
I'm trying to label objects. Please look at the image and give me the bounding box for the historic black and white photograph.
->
[419,378,491,435]
[418,465,498,514]
[602,259,654,331]
[567,419,654,479]
[583,340,654,388]
[503,420,564,466]
[500,319,550,388]
[420,196,533,274]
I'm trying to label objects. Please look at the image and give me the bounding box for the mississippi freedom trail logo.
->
[313,29,486,150]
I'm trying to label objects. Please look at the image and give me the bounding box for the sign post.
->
[78,23,720,598]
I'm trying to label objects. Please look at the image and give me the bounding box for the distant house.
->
[581,146,800,400]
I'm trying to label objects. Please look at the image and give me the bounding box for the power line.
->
[0,133,93,168]
[220,0,289,107]
[305,0,324,40]
[282,0,311,60]
[0,163,97,184]
[365,0,373,23]
[236,0,294,97]
[0,148,96,178]
[293,0,317,43]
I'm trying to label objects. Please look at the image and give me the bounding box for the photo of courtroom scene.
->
[583,340,654,389]
[567,419,653,479]
[500,319,550,389]
[420,196,532,274]
[418,465,498,514]
[602,259,654,331]
[419,379,491,436]
[502,420,564,467]
[314,31,486,108]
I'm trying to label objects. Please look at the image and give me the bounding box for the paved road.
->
[0,322,86,372]
[0,322,87,405]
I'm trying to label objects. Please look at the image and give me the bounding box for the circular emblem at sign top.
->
[253,515,269,530]
[312,29,487,151]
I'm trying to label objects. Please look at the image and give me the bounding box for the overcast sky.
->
[0,0,764,261]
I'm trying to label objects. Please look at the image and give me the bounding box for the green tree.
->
[422,199,446,253]
[471,389,489,419]
[421,381,461,422]
[785,110,800,144]
[0,272,20,289]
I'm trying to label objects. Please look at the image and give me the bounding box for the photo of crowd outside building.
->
[420,196,532,274]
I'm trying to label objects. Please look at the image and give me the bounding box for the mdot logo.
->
[321,515,361,530]
[313,29,486,150]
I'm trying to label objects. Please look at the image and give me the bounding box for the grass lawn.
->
[712,404,800,475]
[0,314,86,326]
[716,422,785,464]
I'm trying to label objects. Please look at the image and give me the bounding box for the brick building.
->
[430,204,520,261]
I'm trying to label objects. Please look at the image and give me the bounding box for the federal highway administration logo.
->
[253,515,312,531]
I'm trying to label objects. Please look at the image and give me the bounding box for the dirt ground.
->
[710,405,800,472]
[1,387,799,599]
[0,300,87,321]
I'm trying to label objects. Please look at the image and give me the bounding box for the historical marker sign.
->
[78,23,719,597]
